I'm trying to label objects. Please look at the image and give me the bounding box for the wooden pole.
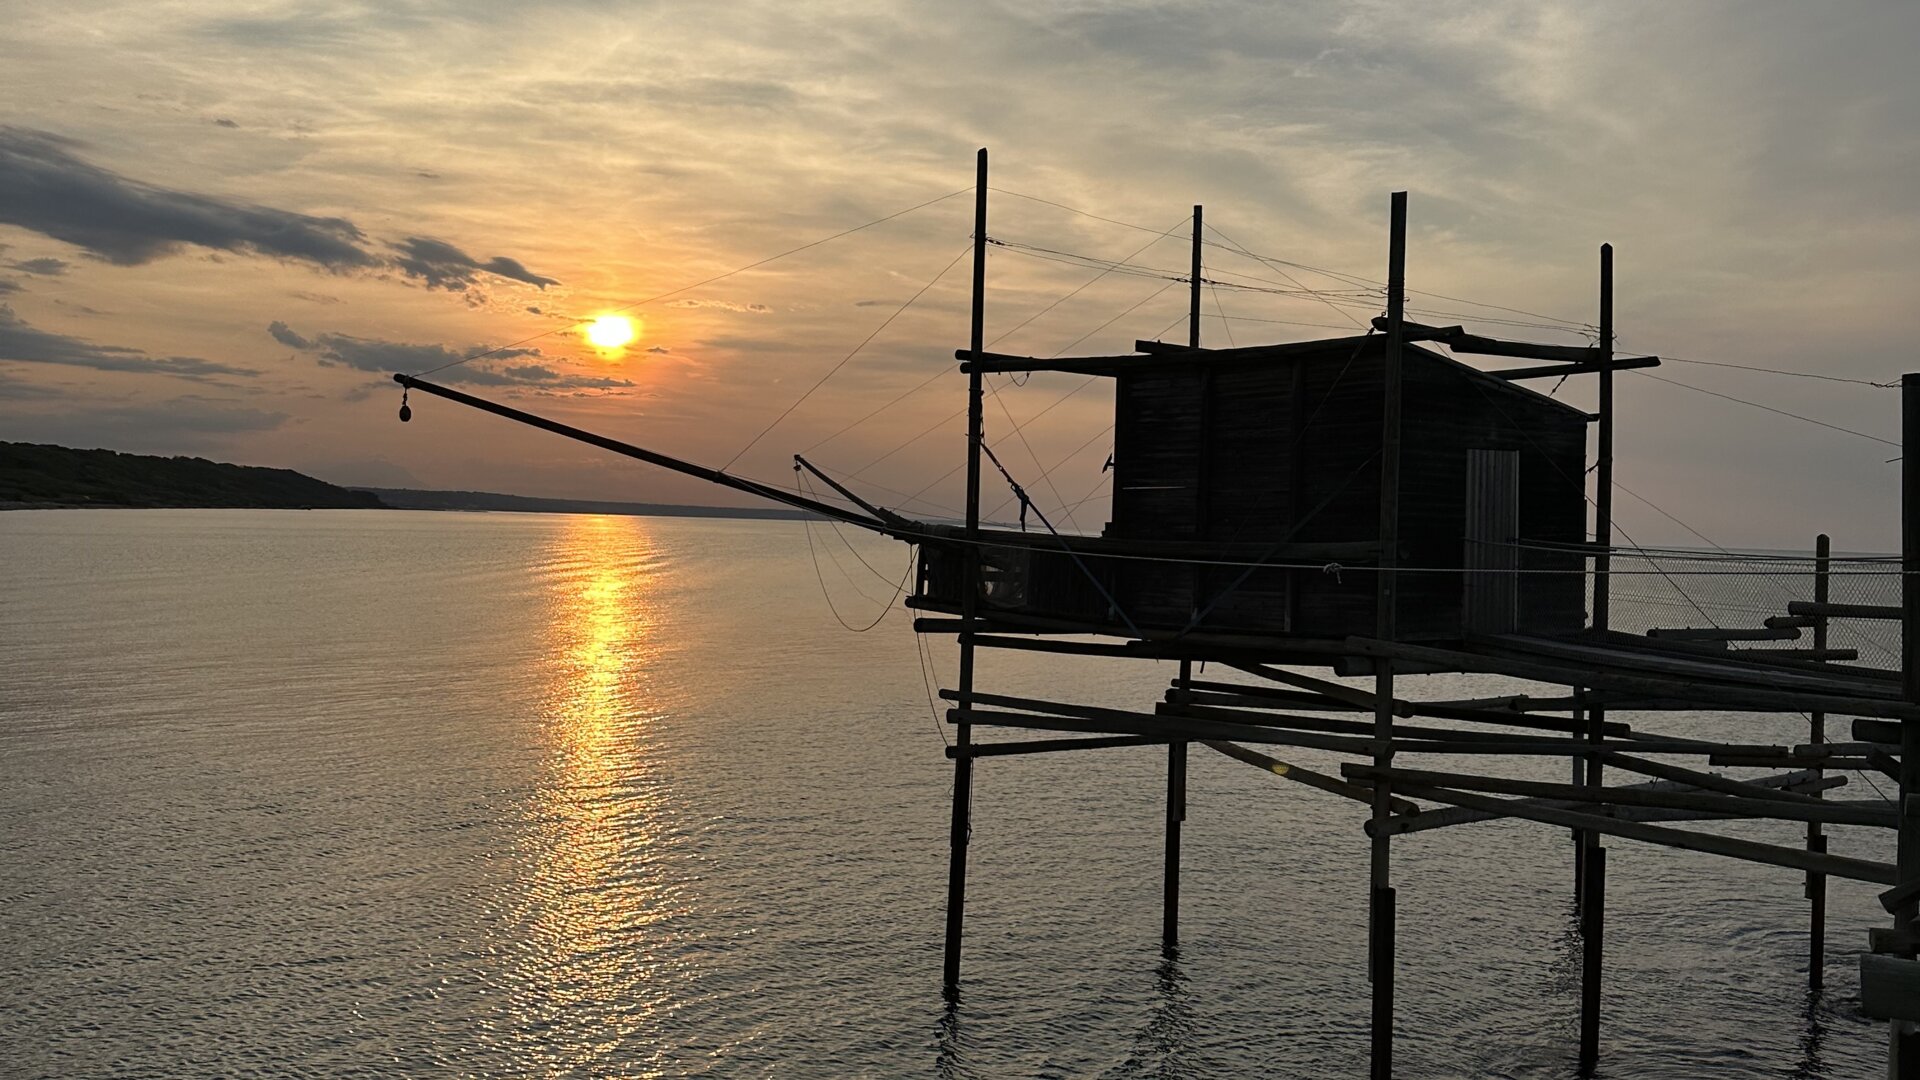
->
[1371,190,1407,1080]
[1580,242,1614,1071]
[1895,375,1920,1074]
[1163,204,1202,957]
[943,147,988,999]
[1579,845,1606,1073]
[1809,533,1830,990]
[1190,205,1203,348]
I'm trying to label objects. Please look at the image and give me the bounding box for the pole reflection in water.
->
[505,514,690,1076]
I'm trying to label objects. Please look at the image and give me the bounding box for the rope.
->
[979,439,1141,636]
[797,471,913,632]
[1631,371,1900,448]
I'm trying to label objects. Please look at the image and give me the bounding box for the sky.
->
[2,1,1916,549]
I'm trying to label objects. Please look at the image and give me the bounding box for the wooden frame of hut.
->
[392,149,1920,1078]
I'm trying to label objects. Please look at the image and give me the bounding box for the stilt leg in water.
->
[1579,846,1606,1073]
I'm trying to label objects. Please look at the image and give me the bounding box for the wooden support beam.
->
[1349,636,1918,720]
[1589,628,1889,679]
[1230,661,1399,714]
[1374,772,1847,836]
[949,706,1379,755]
[1171,683,1632,736]
[1160,700,1628,749]
[1882,877,1920,915]
[1648,626,1802,642]
[1489,355,1660,381]
[944,735,1169,758]
[1767,615,1821,630]
[1862,719,1907,744]
[1597,751,1836,805]
[1366,316,1613,364]
[1790,600,1903,621]
[1341,764,1894,827]
[1862,954,1920,1022]
[1353,776,1900,885]
[1202,740,1417,814]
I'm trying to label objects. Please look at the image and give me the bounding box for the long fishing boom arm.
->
[392,373,900,533]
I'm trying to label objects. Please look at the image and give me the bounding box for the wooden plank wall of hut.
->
[1288,345,1397,638]
[1395,355,1588,639]
[1112,370,1203,626]
[1195,365,1295,630]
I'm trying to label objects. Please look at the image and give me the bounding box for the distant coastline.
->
[0,442,813,520]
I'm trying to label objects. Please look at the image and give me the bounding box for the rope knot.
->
[1322,562,1344,584]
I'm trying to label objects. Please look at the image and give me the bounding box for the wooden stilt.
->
[1164,735,1186,955]
[1578,244,1614,1062]
[943,147,990,999]
[1897,374,1920,1075]
[1370,190,1408,1080]
[1809,532,1830,990]
[1371,885,1397,1080]
[1166,234,1199,957]
[1579,845,1606,1072]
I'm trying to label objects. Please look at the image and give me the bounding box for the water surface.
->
[0,509,1892,1077]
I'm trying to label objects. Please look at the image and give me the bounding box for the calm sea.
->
[0,509,1894,1077]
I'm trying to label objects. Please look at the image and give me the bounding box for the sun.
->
[584,315,638,349]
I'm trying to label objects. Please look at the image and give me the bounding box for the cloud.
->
[667,298,769,313]
[646,345,671,354]
[0,279,18,294]
[0,130,553,294]
[392,236,558,291]
[0,127,380,269]
[266,320,311,349]
[0,305,259,379]
[10,257,67,275]
[271,322,631,389]
[212,118,239,129]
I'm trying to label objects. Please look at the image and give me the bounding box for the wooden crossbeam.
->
[1340,764,1893,828]
[1346,771,1898,885]
[1202,740,1416,814]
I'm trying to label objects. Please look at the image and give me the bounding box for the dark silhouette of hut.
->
[915,331,1589,643]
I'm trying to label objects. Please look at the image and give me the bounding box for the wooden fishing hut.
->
[391,149,1920,1078]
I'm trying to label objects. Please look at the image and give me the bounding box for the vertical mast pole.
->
[1370,190,1407,1080]
[1807,532,1830,989]
[1896,374,1920,1070]
[943,147,989,999]
[1580,243,1614,1072]
[1165,204,1202,956]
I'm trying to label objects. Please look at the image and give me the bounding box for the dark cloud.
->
[0,130,553,295]
[213,118,239,129]
[0,370,63,399]
[0,127,379,269]
[646,345,671,354]
[0,305,259,379]
[266,320,311,349]
[392,236,558,291]
[10,257,67,275]
[271,322,630,389]
[0,279,19,294]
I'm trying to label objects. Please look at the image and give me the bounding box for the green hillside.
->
[0,442,386,510]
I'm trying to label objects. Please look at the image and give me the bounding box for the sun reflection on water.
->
[508,514,689,1075]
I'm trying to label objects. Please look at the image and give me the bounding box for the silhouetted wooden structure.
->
[393,149,1920,1078]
